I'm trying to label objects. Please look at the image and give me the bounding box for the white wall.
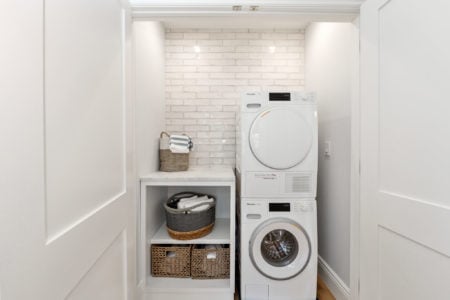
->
[164,28,305,166]
[133,21,166,175]
[305,22,355,290]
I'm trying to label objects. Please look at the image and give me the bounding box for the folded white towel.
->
[177,198,213,209]
[168,134,193,153]
[177,197,214,212]
[190,204,211,212]
[170,141,190,147]
[178,195,199,203]
[170,140,190,145]
[169,144,189,154]
[170,134,190,142]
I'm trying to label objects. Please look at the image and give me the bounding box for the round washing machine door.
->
[249,108,312,170]
[249,218,311,280]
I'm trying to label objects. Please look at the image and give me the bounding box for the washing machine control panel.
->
[242,200,314,222]
[242,201,265,221]
[293,202,314,212]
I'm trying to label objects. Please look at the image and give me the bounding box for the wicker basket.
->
[159,132,189,172]
[151,245,191,278]
[191,245,230,279]
[164,192,216,240]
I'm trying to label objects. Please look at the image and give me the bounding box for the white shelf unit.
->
[139,168,236,300]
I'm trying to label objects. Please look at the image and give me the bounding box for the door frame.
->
[129,2,363,299]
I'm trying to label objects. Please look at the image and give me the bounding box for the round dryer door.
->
[249,218,311,280]
[249,108,312,169]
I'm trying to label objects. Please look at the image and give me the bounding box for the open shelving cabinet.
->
[138,168,236,300]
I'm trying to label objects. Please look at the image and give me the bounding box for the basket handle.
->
[161,132,193,139]
[160,131,170,138]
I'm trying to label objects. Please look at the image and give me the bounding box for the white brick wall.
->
[165,28,305,166]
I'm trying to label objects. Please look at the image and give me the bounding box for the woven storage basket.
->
[159,131,189,172]
[191,245,230,279]
[151,245,191,278]
[164,192,216,240]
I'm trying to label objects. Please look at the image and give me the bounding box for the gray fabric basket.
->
[164,192,216,233]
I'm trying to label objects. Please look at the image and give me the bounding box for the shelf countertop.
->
[140,167,235,184]
[149,218,230,245]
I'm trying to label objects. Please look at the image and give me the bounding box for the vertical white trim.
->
[121,9,130,300]
[121,230,129,300]
[122,3,137,299]
[43,0,49,243]
[121,7,128,203]
[349,16,361,300]
[318,256,350,300]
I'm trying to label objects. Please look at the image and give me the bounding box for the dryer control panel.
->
[241,91,315,112]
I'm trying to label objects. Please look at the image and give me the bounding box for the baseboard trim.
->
[318,256,350,300]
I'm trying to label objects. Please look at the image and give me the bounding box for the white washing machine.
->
[239,198,317,300]
[236,92,317,198]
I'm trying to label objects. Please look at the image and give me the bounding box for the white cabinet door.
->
[360,0,450,299]
[0,0,135,299]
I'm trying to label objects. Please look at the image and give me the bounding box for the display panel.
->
[269,203,291,212]
[269,92,291,101]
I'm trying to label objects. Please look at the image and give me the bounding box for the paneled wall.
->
[164,28,305,166]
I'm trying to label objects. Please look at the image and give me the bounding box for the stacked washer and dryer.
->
[236,92,318,300]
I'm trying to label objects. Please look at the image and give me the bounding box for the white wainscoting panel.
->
[44,0,126,240]
[378,0,450,208]
[67,232,127,300]
[378,227,450,300]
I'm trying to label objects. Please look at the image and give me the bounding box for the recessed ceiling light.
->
[249,6,259,11]
[232,5,242,11]
[194,45,201,53]
[269,46,276,53]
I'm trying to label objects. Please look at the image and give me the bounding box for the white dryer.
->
[236,92,317,198]
[239,198,317,300]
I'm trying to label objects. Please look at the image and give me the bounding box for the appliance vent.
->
[285,173,311,193]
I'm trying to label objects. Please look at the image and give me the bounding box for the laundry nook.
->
[2,1,450,300]
[134,18,355,299]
